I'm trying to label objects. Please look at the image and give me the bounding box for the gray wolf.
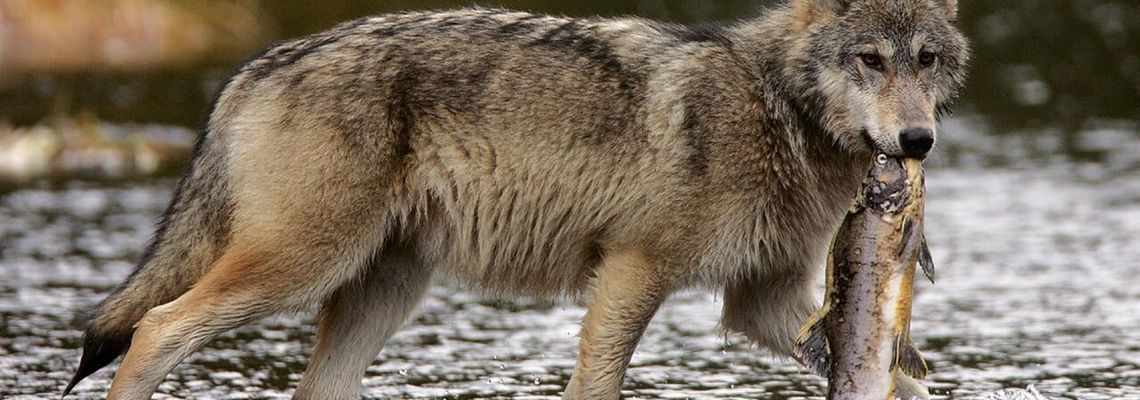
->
[65,0,968,398]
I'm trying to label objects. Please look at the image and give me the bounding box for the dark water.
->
[2,0,1139,399]
[2,158,1139,399]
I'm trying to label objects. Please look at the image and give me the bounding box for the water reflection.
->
[1,0,1136,165]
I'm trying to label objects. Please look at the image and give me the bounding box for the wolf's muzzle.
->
[899,128,934,158]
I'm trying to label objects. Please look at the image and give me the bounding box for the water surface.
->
[2,162,1138,399]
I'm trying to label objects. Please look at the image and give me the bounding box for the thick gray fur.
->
[69,1,968,399]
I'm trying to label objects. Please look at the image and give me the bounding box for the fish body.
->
[795,154,934,400]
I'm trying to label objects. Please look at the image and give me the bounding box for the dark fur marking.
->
[663,22,732,45]
[533,21,626,80]
[233,42,286,87]
[582,239,605,275]
[497,19,540,37]
[470,198,481,252]
[775,30,835,131]
[535,20,581,45]
[682,106,710,176]
[428,15,479,35]
[935,103,954,120]
[372,24,410,38]
[530,21,646,144]
[405,61,493,123]
[245,18,371,83]
[581,215,612,271]
[387,64,419,158]
[243,36,336,82]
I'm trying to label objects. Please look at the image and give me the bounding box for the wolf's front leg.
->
[720,269,818,357]
[564,249,670,400]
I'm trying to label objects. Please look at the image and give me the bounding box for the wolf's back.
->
[64,129,234,394]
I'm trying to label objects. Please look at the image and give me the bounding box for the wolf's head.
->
[782,0,969,158]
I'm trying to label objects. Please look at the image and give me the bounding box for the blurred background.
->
[1,1,1138,399]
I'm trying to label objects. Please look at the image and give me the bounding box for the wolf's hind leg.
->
[564,249,670,400]
[293,245,433,400]
[720,269,817,357]
[106,225,388,399]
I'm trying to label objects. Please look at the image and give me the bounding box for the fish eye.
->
[859,53,884,71]
[918,51,937,68]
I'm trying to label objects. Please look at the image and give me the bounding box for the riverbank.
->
[0,118,193,185]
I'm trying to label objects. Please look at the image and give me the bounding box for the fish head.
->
[860,153,922,214]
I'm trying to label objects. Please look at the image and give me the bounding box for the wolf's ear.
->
[934,0,959,22]
[791,0,851,28]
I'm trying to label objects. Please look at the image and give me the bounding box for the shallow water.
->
[1,163,1138,400]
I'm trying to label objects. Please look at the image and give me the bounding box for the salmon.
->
[794,154,936,400]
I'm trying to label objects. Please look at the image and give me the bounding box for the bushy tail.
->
[64,132,233,396]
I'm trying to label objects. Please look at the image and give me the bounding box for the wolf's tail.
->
[63,131,233,396]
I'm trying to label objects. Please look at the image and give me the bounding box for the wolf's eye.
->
[859,53,884,71]
[918,51,937,68]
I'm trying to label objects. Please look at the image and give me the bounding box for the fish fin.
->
[893,369,932,399]
[893,336,929,379]
[919,236,935,284]
[794,312,831,377]
[899,218,917,259]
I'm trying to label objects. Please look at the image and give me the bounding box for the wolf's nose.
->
[899,128,934,158]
